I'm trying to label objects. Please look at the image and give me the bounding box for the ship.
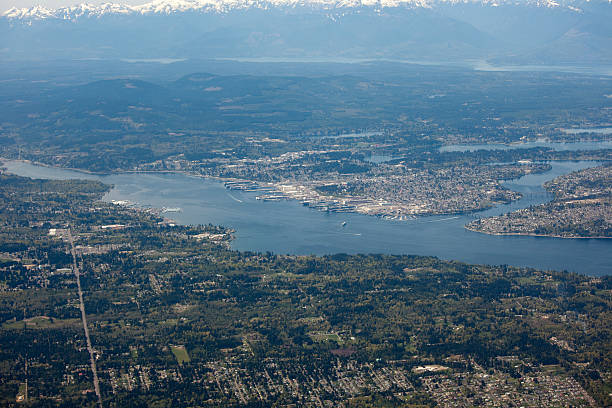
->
[161,207,182,213]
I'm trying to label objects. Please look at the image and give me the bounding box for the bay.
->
[2,159,610,276]
[439,139,612,153]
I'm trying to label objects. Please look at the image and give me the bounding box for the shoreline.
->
[464,225,611,240]
[1,157,523,219]
[3,158,607,239]
[0,157,237,183]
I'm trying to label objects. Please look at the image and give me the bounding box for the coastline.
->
[0,157,235,183]
[2,157,523,219]
[464,225,611,240]
[3,158,606,237]
[3,156,610,274]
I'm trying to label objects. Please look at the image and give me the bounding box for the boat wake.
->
[227,193,243,203]
[424,216,460,223]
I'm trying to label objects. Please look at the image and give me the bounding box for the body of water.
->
[440,139,612,153]
[364,154,401,164]
[561,128,612,135]
[313,131,383,139]
[214,57,612,76]
[2,160,610,276]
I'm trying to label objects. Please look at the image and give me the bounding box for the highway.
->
[68,228,103,408]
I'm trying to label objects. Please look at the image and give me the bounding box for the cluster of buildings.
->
[85,353,597,407]
[219,152,547,218]
[421,358,597,407]
[467,165,611,238]
[137,150,549,218]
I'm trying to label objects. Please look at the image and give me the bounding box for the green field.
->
[2,316,80,330]
[308,332,342,344]
[170,345,190,364]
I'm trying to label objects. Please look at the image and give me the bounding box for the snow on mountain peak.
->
[1,0,594,21]
[3,5,54,20]
[0,0,396,19]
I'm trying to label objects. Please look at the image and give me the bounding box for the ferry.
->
[161,207,182,213]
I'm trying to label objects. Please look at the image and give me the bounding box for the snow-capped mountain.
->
[0,0,594,21]
[1,0,611,65]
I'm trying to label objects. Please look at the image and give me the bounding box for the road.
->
[68,228,103,408]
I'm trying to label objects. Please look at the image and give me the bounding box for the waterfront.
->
[2,159,610,276]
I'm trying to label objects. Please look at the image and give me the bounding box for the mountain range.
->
[1,0,611,65]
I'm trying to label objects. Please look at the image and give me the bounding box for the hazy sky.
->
[1,0,143,12]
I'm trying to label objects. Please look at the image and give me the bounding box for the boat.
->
[161,207,182,213]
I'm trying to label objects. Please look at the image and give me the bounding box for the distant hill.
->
[1,0,611,65]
